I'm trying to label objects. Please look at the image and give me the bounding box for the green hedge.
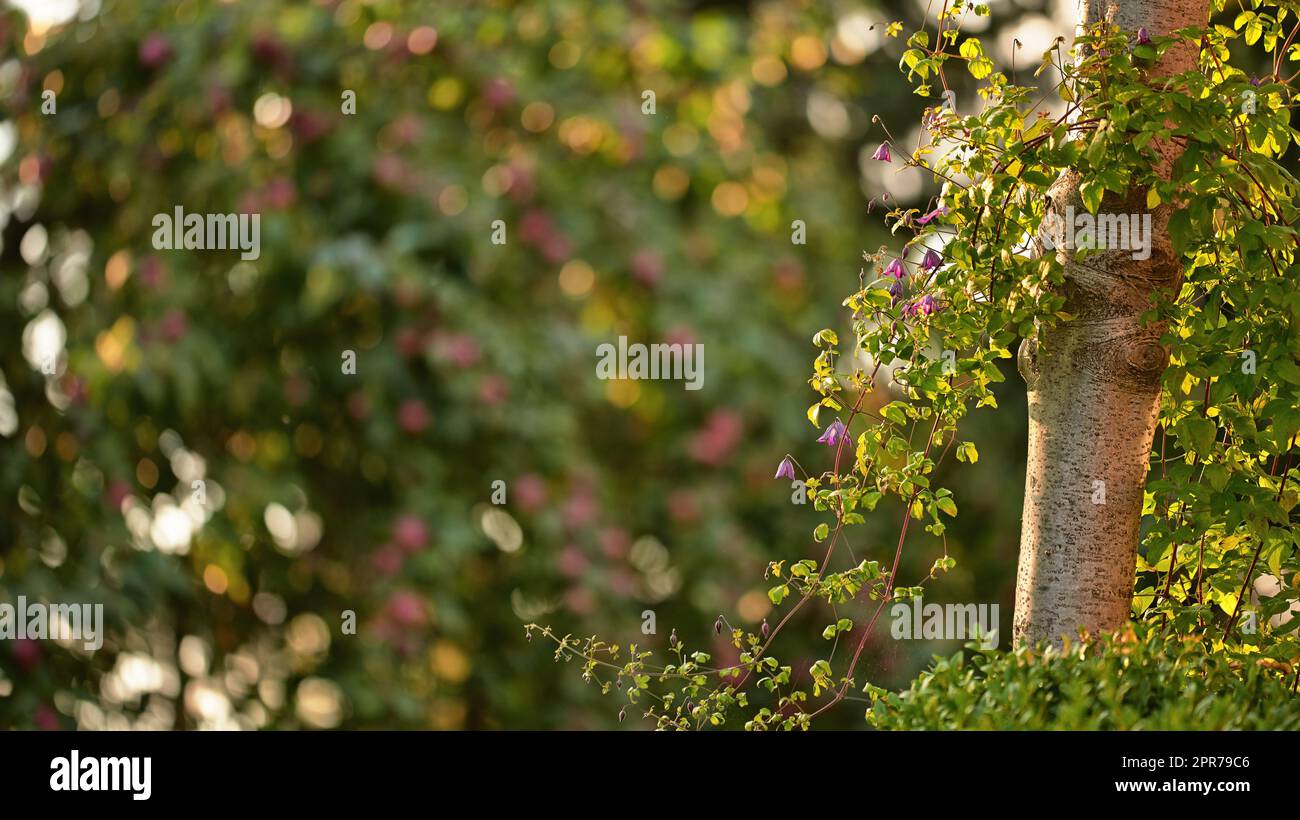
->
[869,624,1300,730]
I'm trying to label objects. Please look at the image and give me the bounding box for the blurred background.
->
[0,0,1068,729]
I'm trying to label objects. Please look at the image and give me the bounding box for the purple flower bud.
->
[618,707,627,722]
[884,258,906,279]
[761,619,771,639]
[871,142,892,163]
[816,418,846,447]
[714,616,724,635]
[774,456,797,480]
[1250,75,1263,87]
[921,248,942,273]
[669,628,678,646]
[1136,27,1151,46]
[889,278,905,306]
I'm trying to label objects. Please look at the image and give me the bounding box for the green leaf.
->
[1079,179,1104,215]
[881,401,909,425]
[1183,417,1217,455]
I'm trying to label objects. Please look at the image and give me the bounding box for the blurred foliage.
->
[524,3,1300,729]
[0,0,1055,730]
[869,624,1300,730]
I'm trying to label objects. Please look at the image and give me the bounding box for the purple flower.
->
[1136,28,1151,46]
[774,456,797,480]
[904,295,940,318]
[817,418,847,447]
[917,206,948,225]
[871,142,892,162]
[1250,75,1263,87]
[921,248,942,273]
[884,257,906,279]
[889,278,905,305]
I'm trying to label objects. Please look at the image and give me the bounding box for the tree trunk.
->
[1012,0,1209,647]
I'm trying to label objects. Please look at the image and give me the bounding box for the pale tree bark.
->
[1012,0,1210,646]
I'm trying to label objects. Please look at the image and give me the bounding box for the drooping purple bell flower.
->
[917,206,948,225]
[1136,28,1151,46]
[884,257,906,279]
[816,418,847,447]
[921,248,942,273]
[903,295,939,318]
[883,281,904,307]
[774,456,797,480]
[871,142,892,162]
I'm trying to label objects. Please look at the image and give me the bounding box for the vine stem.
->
[1223,435,1294,641]
[811,411,945,718]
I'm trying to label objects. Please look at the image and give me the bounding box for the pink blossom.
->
[386,590,426,626]
[632,249,664,286]
[557,545,588,578]
[397,399,431,434]
[689,410,744,466]
[599,527,630,558]
[138,34,173,69]
[394,515,429,553]
[515,474,548,512]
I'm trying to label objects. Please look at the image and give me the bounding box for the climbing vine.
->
[530,0,1300,728]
